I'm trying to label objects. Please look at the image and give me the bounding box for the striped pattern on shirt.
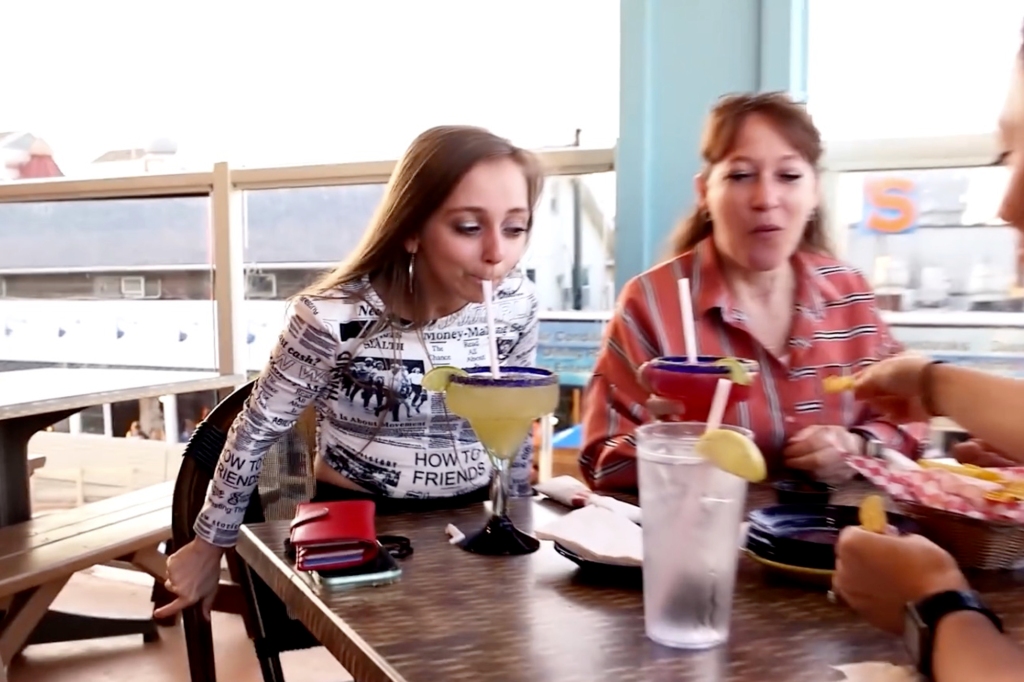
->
[580,240,926,492]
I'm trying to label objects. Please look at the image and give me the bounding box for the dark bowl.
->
[772,479,836,505]
[746,504,917,571]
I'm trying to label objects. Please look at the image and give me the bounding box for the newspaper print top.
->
[194,274,540,547]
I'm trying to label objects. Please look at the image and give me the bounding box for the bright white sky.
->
[2,0,620,173]
[807,0,1022,141]
[3,0,1022,175]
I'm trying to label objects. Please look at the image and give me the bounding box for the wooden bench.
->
[28,432,184,508]
[0,480,174,669]
[26,456,45,477]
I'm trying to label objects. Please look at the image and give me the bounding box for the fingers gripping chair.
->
[172,380,321,682]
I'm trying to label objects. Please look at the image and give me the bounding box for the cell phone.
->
[311,544,402,588]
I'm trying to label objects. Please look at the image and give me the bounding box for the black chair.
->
[172,380,321,682]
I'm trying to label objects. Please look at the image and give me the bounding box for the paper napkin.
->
[536,504,643,566]
[534,475,642,524]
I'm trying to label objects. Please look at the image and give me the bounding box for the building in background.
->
[0,175,613,310]
[1,133,63,180]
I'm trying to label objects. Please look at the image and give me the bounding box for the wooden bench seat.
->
[0,481,174,668]
[26,456,45,476]
[28,432,185,507]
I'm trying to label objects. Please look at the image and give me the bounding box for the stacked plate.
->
[745,504,915,587]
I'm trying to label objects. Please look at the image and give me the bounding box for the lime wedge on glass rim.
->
[713,357,752,386]
[421,365,469,392]
[695,428,767,482]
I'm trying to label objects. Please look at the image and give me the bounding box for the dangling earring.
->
[407,253,416,293]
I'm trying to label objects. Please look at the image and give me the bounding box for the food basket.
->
[847,455,1024,570]
[896,501,1024,570]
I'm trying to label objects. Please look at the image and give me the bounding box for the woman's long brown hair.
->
[298,125,545,325]
[667,92,833,258]
[293,126,545,457]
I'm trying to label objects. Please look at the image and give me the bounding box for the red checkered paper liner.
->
[846,454,1024,524]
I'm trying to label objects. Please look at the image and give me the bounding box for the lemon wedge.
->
[421,365,469,392]
[858,494,887,533]
[713,357,752,386]
[695,428,766,482]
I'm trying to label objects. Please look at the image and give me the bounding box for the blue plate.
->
[746,504,916,571]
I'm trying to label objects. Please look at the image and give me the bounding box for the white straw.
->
[480,279,501,378]
[677,278,698,364]
[705,378,733,432]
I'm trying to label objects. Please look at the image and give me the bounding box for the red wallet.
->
[289,500,379,572]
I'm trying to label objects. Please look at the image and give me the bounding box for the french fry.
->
[1002,481,1024,495]
[919,460,1006,483]
[859,494,888,533]
[984,490,1021,504]
[823,376,856,394]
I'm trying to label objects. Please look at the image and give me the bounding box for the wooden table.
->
[0,368,245,654]
[0,368,244,527]
[236,485,1024,682]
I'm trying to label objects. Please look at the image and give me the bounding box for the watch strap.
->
[915,589,1002,632]
[848,427,883,459]
[913,590,1003,678]
[920,360,947,418]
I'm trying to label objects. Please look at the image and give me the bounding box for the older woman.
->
[580,92,926,491]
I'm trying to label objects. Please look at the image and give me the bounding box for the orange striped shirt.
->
[580,239,926,492]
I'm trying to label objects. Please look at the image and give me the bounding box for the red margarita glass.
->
[638,355,759,420]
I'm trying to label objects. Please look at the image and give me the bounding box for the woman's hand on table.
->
[852,353,933,423]
[782,425,859,483]
[153,537,226,621]
[833,527,969,634]
[645,396,686,421]
[952,438,1021,468]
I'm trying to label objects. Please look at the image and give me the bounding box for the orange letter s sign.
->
[862,177,918,234]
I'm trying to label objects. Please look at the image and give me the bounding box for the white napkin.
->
[534,475,642,524]
[832,663,921,682]
[536,504,643,566]
[534,475,589,506]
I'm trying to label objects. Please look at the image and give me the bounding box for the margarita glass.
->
[445,366,560,555]
[638,355,759,421]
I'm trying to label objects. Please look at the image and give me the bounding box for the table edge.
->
[237,523,410,682]
[0,374,247,420]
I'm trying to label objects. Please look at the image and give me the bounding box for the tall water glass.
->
[636,421,750,649]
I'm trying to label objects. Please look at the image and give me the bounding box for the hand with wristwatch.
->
[833,524,1004,680]
[836,356,1007,679]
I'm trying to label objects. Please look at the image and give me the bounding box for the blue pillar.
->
[615,0,809,293]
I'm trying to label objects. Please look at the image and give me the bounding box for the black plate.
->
[553,543,643,584]
[772,479,836,505]
[746,504,916,571]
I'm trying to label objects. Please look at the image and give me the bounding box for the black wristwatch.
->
[848,427,883,459]
[904,590,1003,680]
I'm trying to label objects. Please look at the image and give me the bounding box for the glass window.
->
[239,171,617,370]
[0,196,222,507]
[240,183,385,371]
[0,196,218,368]
[1,1,619,176]
[836,165,1018,313]
[808,0,1022,140]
